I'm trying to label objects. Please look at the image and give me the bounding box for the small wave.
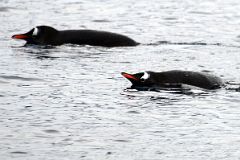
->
[0,7,13,12]
[0,75,44,81]
[92,19,111,23]
[10,151,28,154]
[123,86,211,96]
[145,40,240,48]
[225,82,240,92]
[146,40,222,46]
[0,80,9,84]
[43,129,60,134]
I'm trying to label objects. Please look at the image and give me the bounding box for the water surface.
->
[1,0,240,160]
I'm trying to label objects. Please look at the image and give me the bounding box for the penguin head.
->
[121,71,153,88]
[12,26,58,45]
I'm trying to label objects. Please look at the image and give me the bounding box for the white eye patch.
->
[141,72,149,80]
[32,27,38,36]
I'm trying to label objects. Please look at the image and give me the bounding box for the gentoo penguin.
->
[122,70,224,90]
[12,25,139,47]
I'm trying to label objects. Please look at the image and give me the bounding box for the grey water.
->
[1,0,240,159]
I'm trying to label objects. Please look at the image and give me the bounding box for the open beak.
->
[121,72,139,81]
[12,34,29,40]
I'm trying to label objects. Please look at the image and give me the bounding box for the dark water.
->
[1,0,240,159]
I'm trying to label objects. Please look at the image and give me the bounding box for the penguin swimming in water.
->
[122,70,224,90]
[12,25,139,47]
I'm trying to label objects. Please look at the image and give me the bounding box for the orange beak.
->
[12,34,29,39]
[121,72,139,81]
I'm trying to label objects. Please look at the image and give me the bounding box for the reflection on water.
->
[1,0,240,160]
